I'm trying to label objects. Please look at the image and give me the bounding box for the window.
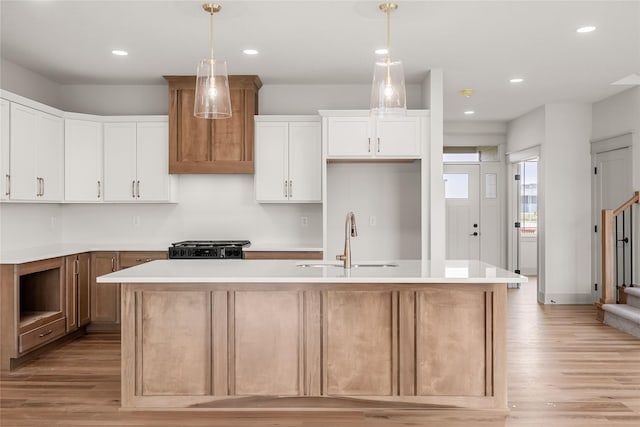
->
[444,173,469,199]
[443,146,499,162]
[519,160,537,237]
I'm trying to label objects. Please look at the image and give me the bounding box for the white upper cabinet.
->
[0,99,10,201]
[255,117,321,203]
[65,119,103,202]
[104,121,170,202]
[9,103,64,201]
[136,122,170,201]
[323,111,427,159]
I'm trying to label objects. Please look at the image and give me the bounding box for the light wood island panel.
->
[120,282,507,411]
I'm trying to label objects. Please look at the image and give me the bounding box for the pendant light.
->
[370,3,406,116]
[194,3,232,119]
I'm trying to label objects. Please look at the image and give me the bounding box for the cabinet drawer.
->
[119,251,167,269]
[19,317,66,353]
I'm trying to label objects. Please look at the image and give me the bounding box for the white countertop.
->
[0,244,323,264]
[97,259,527,284]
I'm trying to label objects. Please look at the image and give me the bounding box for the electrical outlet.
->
[369,216,376,226]
[300,216,308,227]
[133,215,141,227]
[50,216,57,229]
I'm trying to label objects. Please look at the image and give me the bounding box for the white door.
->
[593,147,633,300]
[104,122,137,201]
[326,117,372,157]
[255,121,288,202]
[9,103,38,200]
[136,122,169,201]
[375,117,420,157]
[35,112,64,201]
[288,122,321,202]
[444,164,480,259]
[65,119,103,202]
[0,99,10,200]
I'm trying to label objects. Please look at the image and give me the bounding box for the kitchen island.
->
[98,259,526,411]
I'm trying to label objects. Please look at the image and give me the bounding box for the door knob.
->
[470,232,479,236]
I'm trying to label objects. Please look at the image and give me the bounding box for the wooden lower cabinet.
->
[90,251,167,331]
[121,283,507,410]
[90,252,120,328]
[65,253,91,332]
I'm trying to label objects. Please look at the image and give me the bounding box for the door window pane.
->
[444,174,469,199]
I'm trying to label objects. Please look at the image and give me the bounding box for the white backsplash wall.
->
[60,175,323,249]
[326,162,422,261]
[0,203,63,251]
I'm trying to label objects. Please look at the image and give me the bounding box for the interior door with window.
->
[444,164,480,259]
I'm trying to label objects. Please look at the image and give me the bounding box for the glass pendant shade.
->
[194,58,232,119]
[370,59,406,116]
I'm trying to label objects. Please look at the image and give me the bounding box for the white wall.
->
[543,104,592,303]
[326,162,422,260]
[507,104,592,304]
[60,175,322,249]
[0,58,62,108]
[0,203,63,252]
[59,85,168,116]
[260,84,423,115]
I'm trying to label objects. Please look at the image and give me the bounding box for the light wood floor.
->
[2,278,640,426]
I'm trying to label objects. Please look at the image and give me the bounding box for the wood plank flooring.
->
[2,278,640,426]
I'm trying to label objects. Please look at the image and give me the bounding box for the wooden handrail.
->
[613,191,640,216]
[599,191,640,319]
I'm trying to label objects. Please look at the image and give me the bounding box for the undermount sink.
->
[296,262,398,268]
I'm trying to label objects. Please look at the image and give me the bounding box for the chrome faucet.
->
[336,211,358,268]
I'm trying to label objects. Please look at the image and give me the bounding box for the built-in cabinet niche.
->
[16,258,66,354]
[325,161,422,261]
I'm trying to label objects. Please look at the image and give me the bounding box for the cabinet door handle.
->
[41,177,45,196]
[136,180,140,198]
[289,180,293,198]
[38,330,53,338]
[36,177,43,197]
[97,180,101,199]
[36,177,40,196]
[132,181,136,198]
[111,257,116,272]
[135,258,153,263]
[283,180,288,197]
[73,258,79,275]
[377,137,381,153]
[5,174,10,196]
[368,138,371,153]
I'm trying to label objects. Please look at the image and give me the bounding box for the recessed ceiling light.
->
[111,50,128,56]
[464,110,475,115]
[243,49,259,55]
[510,78,524,83]
[374,48,388,55]
[576,26,596,33]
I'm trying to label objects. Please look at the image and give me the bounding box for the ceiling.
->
[1,0,639,121]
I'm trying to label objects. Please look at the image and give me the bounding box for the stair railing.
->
[597,191,639,320]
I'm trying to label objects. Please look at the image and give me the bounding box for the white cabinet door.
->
[255,122,289,202]
[326,117,372,157]
[36,112,64,201]
[65,119,103,202]
[374,117,420,157]
[104,123,137,201]
[288,122,321,202]
[0,99,10,200]
[136,122,169,201]
[9,103,38,200]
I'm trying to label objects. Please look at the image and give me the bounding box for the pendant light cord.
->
[386,6,391,84]
[209,10,215,62]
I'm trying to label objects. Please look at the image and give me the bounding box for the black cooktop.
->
[169,240,251,259]
[171,240,251,248]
